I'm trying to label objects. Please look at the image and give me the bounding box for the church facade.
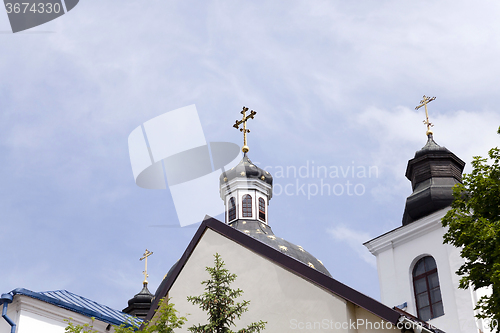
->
[364,132,491,333]
[2,105,490,333]
[145,107,448,332]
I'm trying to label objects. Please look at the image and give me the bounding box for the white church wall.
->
[0,295,114,333]
[162,228,400,332]
[367,208,484,333]
[17,310,67,333]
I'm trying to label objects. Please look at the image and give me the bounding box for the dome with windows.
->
[154,150,332,300]
[218,152,331,277]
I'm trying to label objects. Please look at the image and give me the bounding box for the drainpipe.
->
[1,293,16,333]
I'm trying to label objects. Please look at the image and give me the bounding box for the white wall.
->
[0,295,114,333]
[366,208,487,333]
[160,228,400,332]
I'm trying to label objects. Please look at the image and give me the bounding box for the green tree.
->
[442,126,500,331]
[187,253,266,333]
[65,317,98,333]
[65,297,187,333]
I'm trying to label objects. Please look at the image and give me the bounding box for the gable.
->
[148,217,402,332]
[167,228,352,331]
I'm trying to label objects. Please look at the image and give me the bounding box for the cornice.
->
[16,296,97,326]
[220,178,273,199]
[364,207,450,256]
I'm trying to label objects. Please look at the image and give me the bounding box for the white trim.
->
[220,178,272,200]
[365,208,450,256]
[9,295,113,332]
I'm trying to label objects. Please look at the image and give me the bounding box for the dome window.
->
[228,197,236,222]
[258,198,266,222]
[242,194,252,218]
[413,256,444,321]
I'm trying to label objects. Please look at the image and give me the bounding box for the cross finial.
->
[415,95,436,136]
[233,106,257,153]
[140,249,153,285]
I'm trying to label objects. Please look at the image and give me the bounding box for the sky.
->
[1,0,500,312]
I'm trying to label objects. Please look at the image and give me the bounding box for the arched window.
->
[228,197,236,222]
[242,195,252,218]
[413,256,444,321]
[259,197,266,221]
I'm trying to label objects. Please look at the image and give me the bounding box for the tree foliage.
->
[187,253,266,333]
[442,126,500,331]
[65,317,99,333]
[65,297,187,333]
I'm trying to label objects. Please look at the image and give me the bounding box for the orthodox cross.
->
[233,106,257,153]
[140,249,153,284]
[415,95,436,135]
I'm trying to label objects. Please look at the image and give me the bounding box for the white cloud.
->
[2,0,500,312]
[355,105,500,204]
[327,225,376,268]
[362,106,500,162]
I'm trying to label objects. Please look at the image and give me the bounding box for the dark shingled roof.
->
[402,134,465,225]
[414,134,451,158]
[123,283,154,319]
[219,153,273,186]
[229,220,331,277]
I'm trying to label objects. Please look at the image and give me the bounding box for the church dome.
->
[154,220,331,300]
[127,284,153,306]
[154,261,178,301]
[217,152,330,276]
[402,134,465,225]
[156,114,331,299]
[123,283,154,319]
[219,154,273,186]
[229,220,331,277]
[413,134,451,158]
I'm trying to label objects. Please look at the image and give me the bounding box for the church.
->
[0,102,490,333]
[135,102,489,333]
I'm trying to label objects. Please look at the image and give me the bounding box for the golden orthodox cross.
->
[415,95,436,135]
[140,249,153,284]
[233,106,257,153]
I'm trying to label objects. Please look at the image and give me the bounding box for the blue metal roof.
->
[10,288,142,327]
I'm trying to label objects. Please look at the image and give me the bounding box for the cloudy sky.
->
[1,1,500,312]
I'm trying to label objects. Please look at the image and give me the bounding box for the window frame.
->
[228,197,237,222]
[258,197,266,222]
[242,194,252,218]
[412,256,444,321]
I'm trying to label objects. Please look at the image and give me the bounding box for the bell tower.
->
[365,97,490,333]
